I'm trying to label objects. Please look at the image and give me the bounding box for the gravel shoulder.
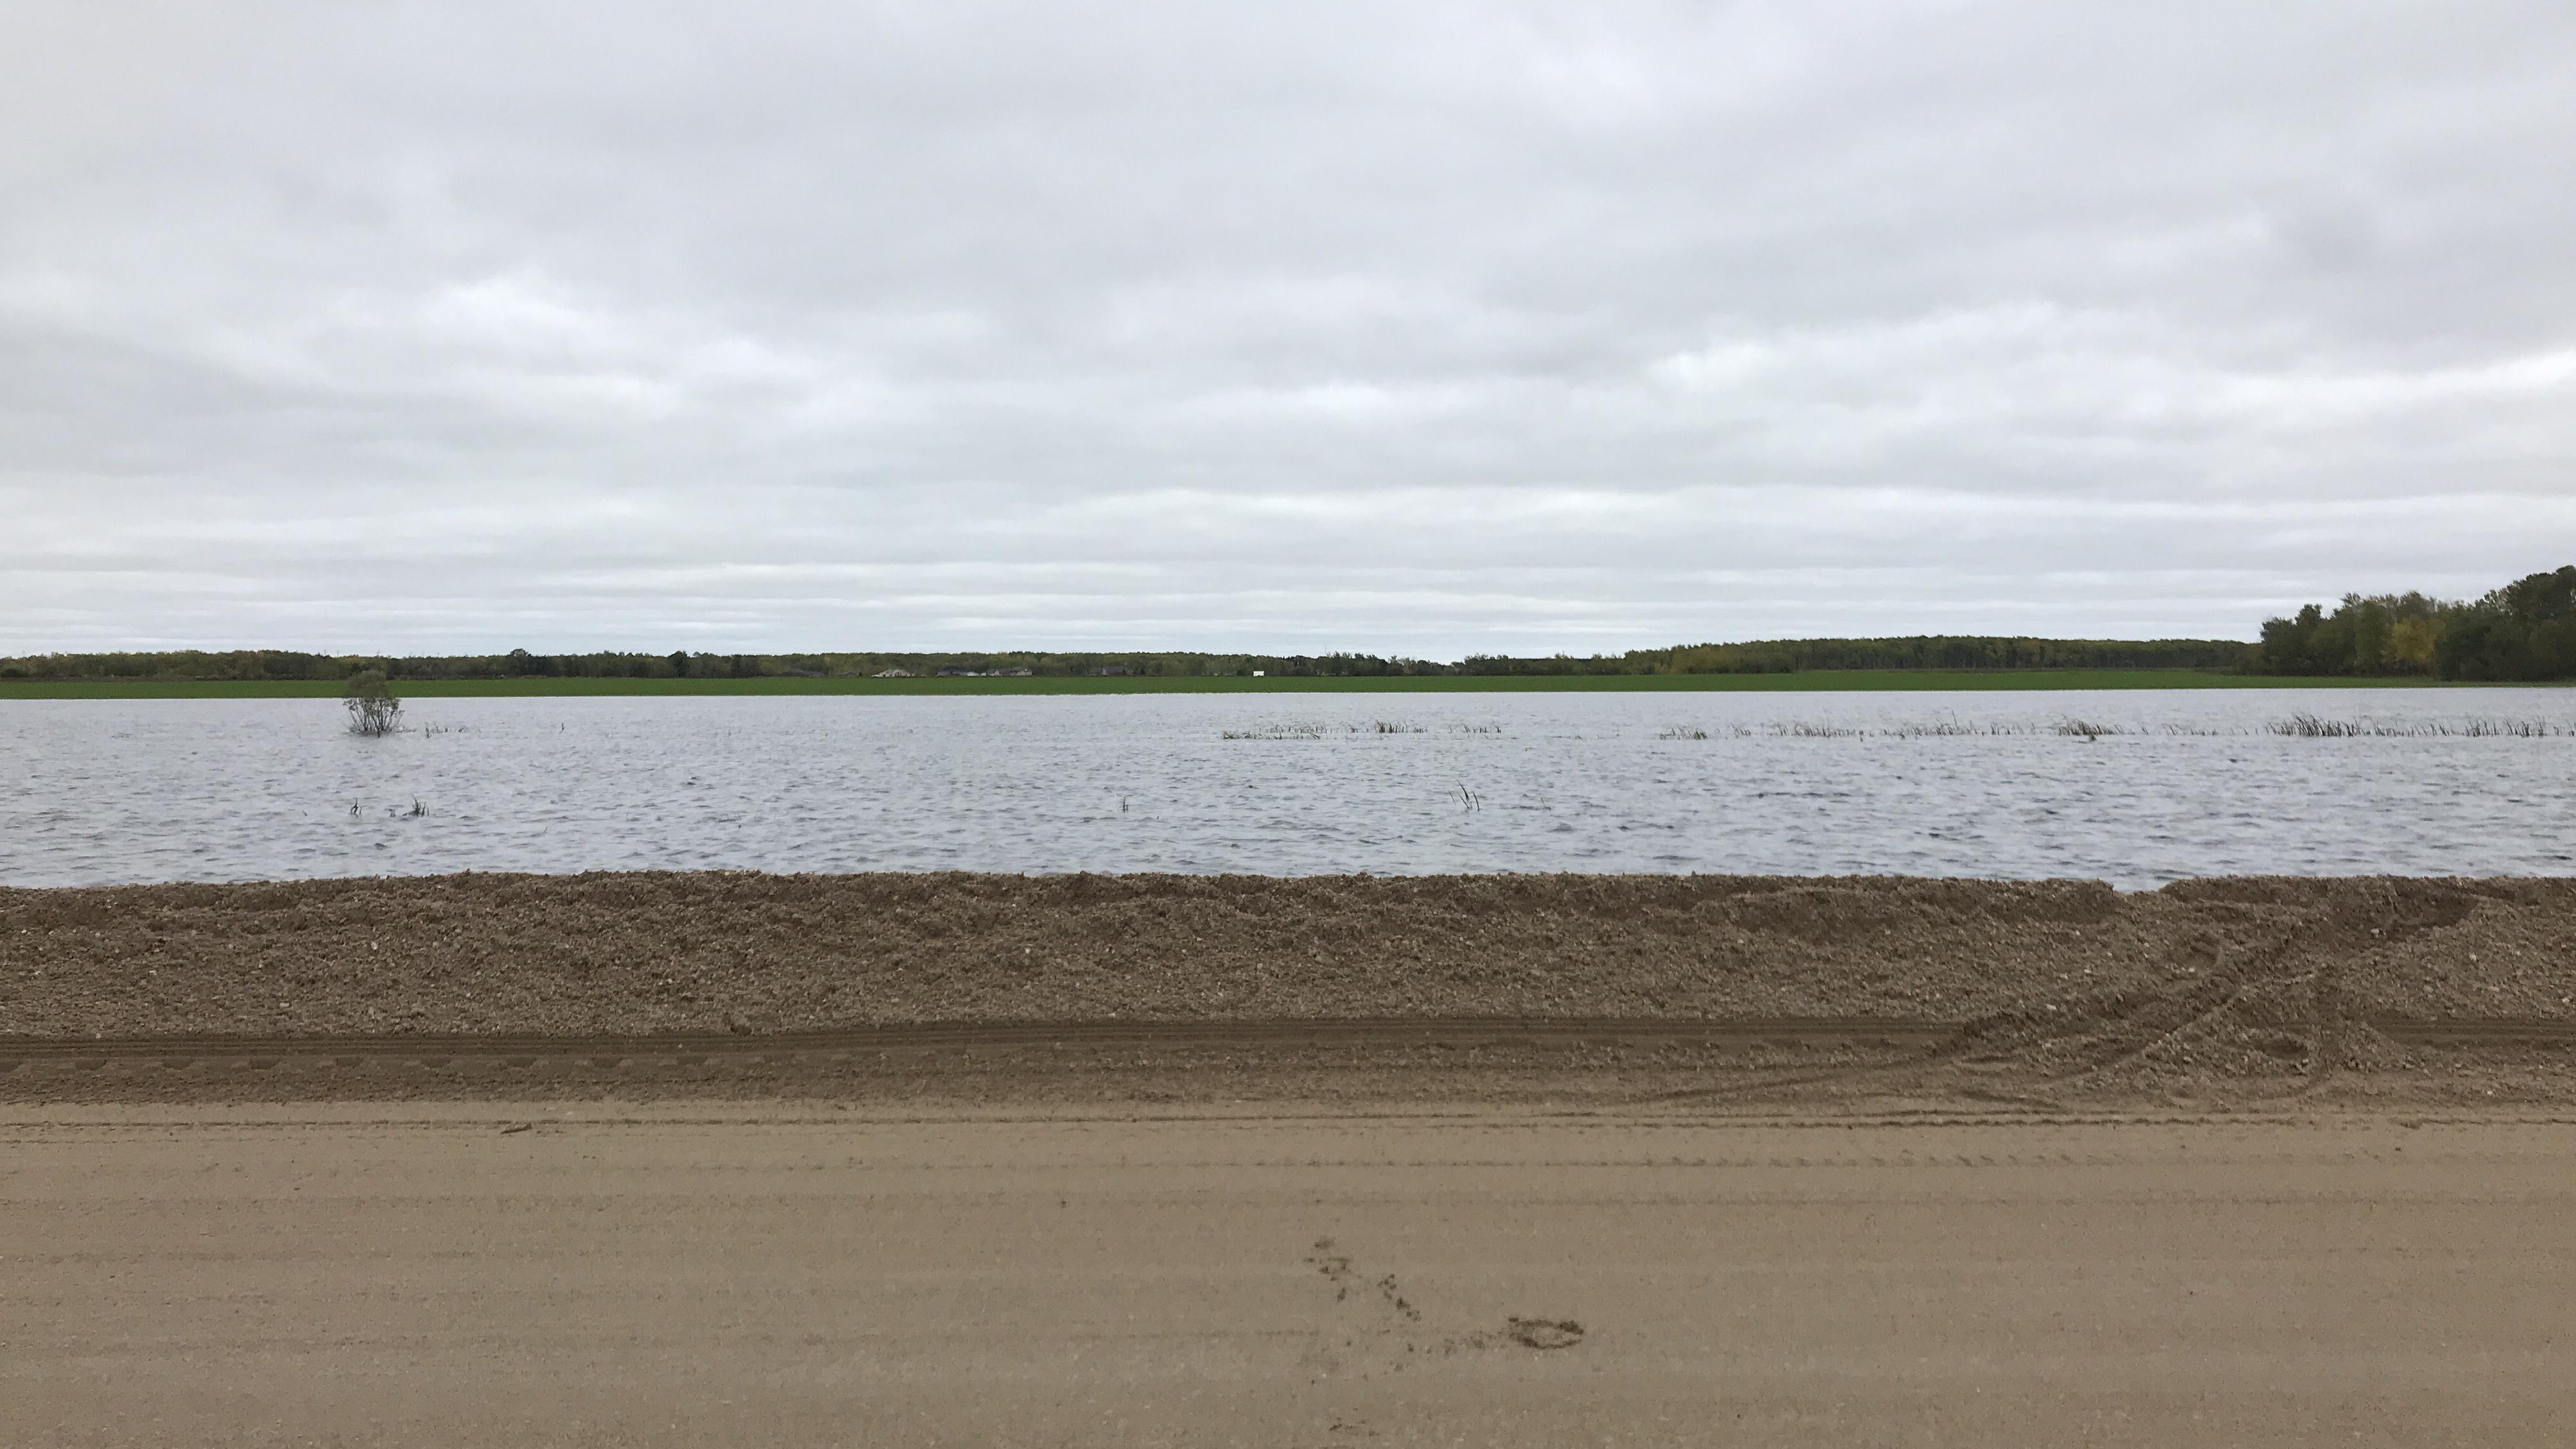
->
[4,871,2572,1106]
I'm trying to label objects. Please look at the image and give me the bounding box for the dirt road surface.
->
[8,1105,2572,1447]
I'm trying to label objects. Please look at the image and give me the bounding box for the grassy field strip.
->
[0,670,2522,699]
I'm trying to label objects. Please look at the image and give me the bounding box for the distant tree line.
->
[3,636,2256,682]
[1460,636,2253,675]
[22,576,2569,683]
[2255,566,2576,680]
[0,647,1463,682]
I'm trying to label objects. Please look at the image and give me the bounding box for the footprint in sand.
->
[1305,1237,1585,1359]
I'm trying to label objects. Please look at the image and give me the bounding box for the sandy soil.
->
[4,871,2573,1107]
[11,877,2573,1443]
[6,1104,2572,1447]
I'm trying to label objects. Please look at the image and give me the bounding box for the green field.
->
[0,669,2508,700]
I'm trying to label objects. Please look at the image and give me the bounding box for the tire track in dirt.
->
[0,1018,1957,1103]
[1696,881,2576,1109]
[1,1015,2566,1105]
[0,1015,1955,1063]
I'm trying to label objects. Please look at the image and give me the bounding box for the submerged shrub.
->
[344,669,403,737]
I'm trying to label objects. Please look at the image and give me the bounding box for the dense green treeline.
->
[2255,567,2576,681]
[1469,636,2253,675]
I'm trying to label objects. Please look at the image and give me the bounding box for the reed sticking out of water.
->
[348,795,428,818]
[1226,714,2568,744]
[2269,714,2566,738]
[2462,719,2564,737]
[1881,721,1990,737]
[1219,723,1330,740]
[1455,783,1483,812]
[1218,719,1445,739]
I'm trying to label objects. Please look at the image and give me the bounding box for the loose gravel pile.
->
[3,871,2568,1041]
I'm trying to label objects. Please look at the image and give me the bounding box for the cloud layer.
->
[7,1,2574,654]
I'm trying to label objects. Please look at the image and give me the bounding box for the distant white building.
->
[873,668,913,678]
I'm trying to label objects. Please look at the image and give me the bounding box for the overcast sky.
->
[6,2,2573,657]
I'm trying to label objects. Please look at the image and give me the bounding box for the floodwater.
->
[2,689,2572,889]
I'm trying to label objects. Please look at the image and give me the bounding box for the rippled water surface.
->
[4,689,2573,888]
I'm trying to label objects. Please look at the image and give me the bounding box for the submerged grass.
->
[2269,713,2567,738]
[1640,714,2575,740]
[1219,723,1331,741]
[1220,719,1444,740]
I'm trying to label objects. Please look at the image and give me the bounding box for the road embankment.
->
[4,871,2570,1105]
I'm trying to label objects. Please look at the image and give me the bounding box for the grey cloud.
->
[5,1,2575,654]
